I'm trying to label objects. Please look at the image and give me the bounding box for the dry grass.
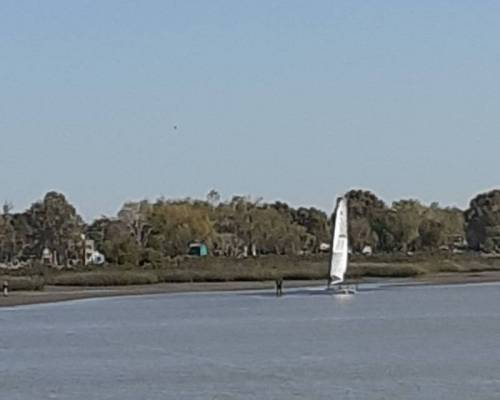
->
[11,253,500,288]
[348,263,426,278]
[48,271,160,286]
[0,275,45,291]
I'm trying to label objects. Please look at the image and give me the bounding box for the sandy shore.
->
[0,280,314,308]
[1,271,500,308]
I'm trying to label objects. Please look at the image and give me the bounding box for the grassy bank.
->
[47,256,327,286]
[3,253,500,289]
[0,275,45,291]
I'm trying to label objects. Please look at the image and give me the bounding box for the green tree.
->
[391,199,426,252]
[345,190,387,252]
[100,220,142,265]
[148,200,215,257]
[251,206,309,255]
[465,190,500,251]
[292,207,329,251]
[25,192,84,265]
[117,200,153,248]
[418,218,444,249]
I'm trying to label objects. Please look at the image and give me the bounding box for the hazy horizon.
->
[2,1,499,220]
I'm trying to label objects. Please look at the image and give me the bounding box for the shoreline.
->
[1,270,500,308]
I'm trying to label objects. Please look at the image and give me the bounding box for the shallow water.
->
[1,282,500,400]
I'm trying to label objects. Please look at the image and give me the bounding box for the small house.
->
[319,242,331,252]
[188,242,208,257]
[84,239,106,265]
[362,245,373,256]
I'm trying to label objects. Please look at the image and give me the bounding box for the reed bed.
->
[0,275,45,291]
[5,254,500,288]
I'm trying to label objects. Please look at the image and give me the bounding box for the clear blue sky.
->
[1,1,499,221]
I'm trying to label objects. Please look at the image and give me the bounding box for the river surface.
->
[1,282,500,400]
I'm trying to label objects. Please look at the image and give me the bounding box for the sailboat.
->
[327,196,355,295]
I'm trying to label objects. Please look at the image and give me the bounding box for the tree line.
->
[0,189,499,267]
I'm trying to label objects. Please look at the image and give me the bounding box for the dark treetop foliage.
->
[1,188,496,267]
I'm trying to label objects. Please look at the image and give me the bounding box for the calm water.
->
[1,282,500,400]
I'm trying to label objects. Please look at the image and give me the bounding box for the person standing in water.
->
[275,278,283,297]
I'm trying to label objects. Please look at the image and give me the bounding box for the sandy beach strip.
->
[0,280,314,308]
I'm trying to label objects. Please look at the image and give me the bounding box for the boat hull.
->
[327,285,356,295]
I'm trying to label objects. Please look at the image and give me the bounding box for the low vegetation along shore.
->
[5,254,500,290]
[2,254,500,307]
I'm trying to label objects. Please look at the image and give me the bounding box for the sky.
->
[1,1,500,221]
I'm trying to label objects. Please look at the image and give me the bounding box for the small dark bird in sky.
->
[173,125,178,130]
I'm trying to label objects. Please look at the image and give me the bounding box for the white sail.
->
[329,197,348,284]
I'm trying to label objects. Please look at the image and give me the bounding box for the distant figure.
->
[3,280,8,297]
[275,278,283,297]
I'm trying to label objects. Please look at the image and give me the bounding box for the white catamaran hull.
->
[330,285,356,295]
